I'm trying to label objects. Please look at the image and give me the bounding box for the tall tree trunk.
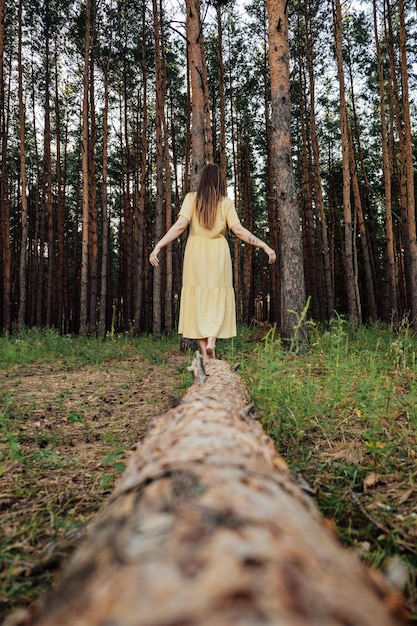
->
[133,4,148,335]
[122,61,133,329]
[160,0,173,334]
[385,0,409,320]
[26,359,407,626]
[183,48,191,195]
[98,67,110,338]
[31,71,45,328]
[80,0,92,335]
[332,0,361,322]
[398,0,417,324]
[373,0,399,321]
[199,9,213,165]
[170,93,182,328]
[262,3,280,325]
[17,0,28,331]
[180,0,212,349]
[0,0,9,333]
[298,56,320,321]
[267,0,307,348]
[305,0,334,320]
[186,0,206,188]
[43,30,54,328]
[240,132,254,325]
[346,111,377,320]
[88,21,98,333]
[55,44,67,332]
[216,4,226,179]
[152,0,165,335]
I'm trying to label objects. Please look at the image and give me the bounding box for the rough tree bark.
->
[267,0,308,348]
[333,0,361,323]
[23,358,406,626]
[17,0,28,330]
[373,0,397,321]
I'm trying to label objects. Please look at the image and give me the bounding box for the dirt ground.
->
[0,351,190,622]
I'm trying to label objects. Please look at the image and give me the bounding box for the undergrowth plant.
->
[224,319,417,615]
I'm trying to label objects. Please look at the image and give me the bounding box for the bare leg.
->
[206,336,216,359]
[198,339,208,361]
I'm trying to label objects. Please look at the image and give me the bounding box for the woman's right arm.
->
[149,216,189,267]
[231,222,276,264]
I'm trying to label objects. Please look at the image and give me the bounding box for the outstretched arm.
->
[231,223,277,264]
[149,216,189,267]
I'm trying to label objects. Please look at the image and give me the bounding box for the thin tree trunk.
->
[133,4,148,335]
[160,0,173,334]
[88,20,98,333]
[0,0,9,333]
[55,43,67,332]
[122,61,133,329]
[80,0,92,335]
[298,56,319,320]
[0,0,12,334]
[183,48,191,195]
[385,0,409,319]
[44,32,54,328]
[31,69,45,328]
[267,0,307,348]
[333,0,361,322]
[240,134,254,325]
[216,4,226,179]
[346,115,377,320]
[98,67,109,338]
[262,3,279,325]
[398,0,417,324]
[199,10,213,164]
[17,0,28,331]
[26,359,406,626]
[305,0,334,320]
[152,0,165,335]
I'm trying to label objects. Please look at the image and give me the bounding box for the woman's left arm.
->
[149,216,189,267]
[231,222,276,264]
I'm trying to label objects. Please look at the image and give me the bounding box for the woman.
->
[149,164,276,360]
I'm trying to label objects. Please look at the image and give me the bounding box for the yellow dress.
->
[178,192,240,339]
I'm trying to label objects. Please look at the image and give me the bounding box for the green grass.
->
[221,319,417,615]
[0,327,179,371]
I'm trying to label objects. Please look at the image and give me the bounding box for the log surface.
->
[29,359,406,626]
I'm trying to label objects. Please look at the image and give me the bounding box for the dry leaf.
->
[396,488,414,505]
[363,472,381,491]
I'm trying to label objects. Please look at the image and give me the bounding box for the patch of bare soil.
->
[0,351,190,621]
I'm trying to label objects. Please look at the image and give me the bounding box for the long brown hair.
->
[195,164,226,230]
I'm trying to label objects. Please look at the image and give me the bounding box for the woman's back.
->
[181,192,238,240]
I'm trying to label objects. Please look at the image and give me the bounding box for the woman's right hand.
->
[149,247,160,267]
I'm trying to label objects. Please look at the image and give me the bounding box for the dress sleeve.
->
[179,192,194,221]
[226,199,240,229]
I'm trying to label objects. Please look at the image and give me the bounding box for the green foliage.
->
[0,328,180,371]
[222,319,417,611]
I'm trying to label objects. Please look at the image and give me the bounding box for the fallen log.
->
[22,357,406,625]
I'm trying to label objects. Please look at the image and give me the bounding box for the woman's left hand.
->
[266,247,276,264]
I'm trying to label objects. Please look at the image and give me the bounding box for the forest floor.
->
[1,330,416,623]
[0,348,191,623]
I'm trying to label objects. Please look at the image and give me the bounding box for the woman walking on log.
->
[150,164,276,361]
